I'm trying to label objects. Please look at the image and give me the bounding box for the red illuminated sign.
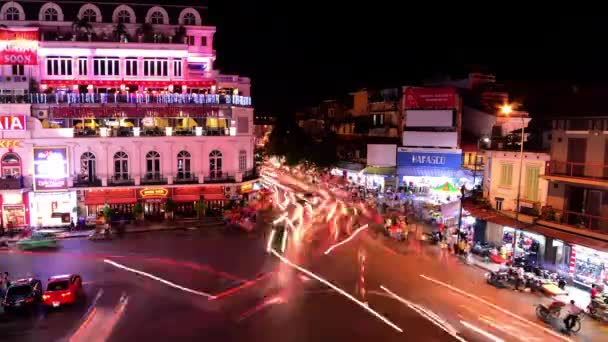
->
[0,28,38,65]
[404,87,456,109]
[140,188,168,198]
[0,115,26,131]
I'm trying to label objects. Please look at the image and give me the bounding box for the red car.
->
[42,274,83,308]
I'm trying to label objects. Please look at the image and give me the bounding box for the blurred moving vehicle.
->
[1,278,43,312]
[42,274,83,308]
[16,231,59,250]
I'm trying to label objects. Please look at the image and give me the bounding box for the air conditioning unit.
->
[35,110,48,119]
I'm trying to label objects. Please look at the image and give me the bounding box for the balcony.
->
[141,173,168,185]
[16,93,252,107]
[545,161,608,187]
[108,175,135,186]
[0,176,24,190]
[73,176,102,188]
[72,127,229,138]
[242,169,259,181]
[539,206,608,236]
[204,173,235,184]
[174,173,199,184]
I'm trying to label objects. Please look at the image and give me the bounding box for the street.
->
[0,165,603,341]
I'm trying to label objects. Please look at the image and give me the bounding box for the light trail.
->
[103,259,214,298]
[211,272,275,300]
[273,213,288,224]
[380,285,467,342]
[270,249,403,333]
[460,321,505,342]
[419,274,572,342]
[266,229,276,252]
[324,224,369,255]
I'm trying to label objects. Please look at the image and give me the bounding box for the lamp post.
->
[501,103,525,262]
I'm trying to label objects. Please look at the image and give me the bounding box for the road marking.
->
[419,274,572,342]
[103,259,214,298]
[69,307,97,342]
[270,249,403,333]
[460,320,505,342]
[380,285,467,342]
[324,224,368,255]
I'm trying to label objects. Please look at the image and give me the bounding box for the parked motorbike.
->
[89,227,113,241]
[485,270,511,288]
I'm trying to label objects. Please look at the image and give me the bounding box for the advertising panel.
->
[0,115,26,131]
[405,110,453,127]
[366,144,397,167]
[0,28,38,65]
[33,146,69,191]
[403,131,458,148]
[403,87,456,109]
[397,148,462,169]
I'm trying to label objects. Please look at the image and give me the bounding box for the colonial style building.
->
[0,1,256,229]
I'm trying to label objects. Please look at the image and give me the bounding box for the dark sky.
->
[208,4,608,116]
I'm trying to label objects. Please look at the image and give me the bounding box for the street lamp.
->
[501,103,525,262]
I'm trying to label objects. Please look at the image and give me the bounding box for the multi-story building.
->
[0,1,256,229]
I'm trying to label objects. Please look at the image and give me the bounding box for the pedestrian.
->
[563,300,582,334]
[0,272,7,297]
[514,266,525,291]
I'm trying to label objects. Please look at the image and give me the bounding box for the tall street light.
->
[500,103,525,262]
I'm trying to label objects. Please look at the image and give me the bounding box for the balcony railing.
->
[0,176,24,190]
[174,173,198,184]
[108,175,135,186]
[1,93,252,106]
[141,173,168,185]
[545,161,608,180]
[242,169,259,181]
[540,206,608,234]
[73,176,102,187]
[204,173,235,183]
[73,127,229,138]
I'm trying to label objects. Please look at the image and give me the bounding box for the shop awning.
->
[85,197,137,205]
[362,166,396,176]
[397,166,471,179]
[172,195,200,202]
[202,193,227,201]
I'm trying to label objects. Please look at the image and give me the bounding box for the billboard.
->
[405,110,453,128]
[403,131,458,148]
[397,148,462,169]
[0,28,38,65]
[403,87,456,109]
[0,115,26,131]
[33,147,69,191]
[366,144,397,167]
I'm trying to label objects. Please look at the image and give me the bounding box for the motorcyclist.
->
[563,300,583,334]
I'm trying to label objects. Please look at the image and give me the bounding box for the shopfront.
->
[139,187,168,220]
[30,191,76,227]
[571,245,608,289]
[0,192,28,230]
[173,187,201,218]
[83,188,138,217]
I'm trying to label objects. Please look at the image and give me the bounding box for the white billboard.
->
[403,131,458,148]
[366,144,397,166]
[405,110,453,127]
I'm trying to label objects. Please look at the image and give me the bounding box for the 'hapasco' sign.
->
[397,149,462,169]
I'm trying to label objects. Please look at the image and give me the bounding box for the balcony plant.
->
[137,23,154,43]
[174,26,186,44]
[72,18,92,41]
[112,23,128,42]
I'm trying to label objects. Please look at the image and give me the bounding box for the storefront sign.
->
[0,139,22,148]
[0,28,38,65]
[33,146,69,191]
[403,87,456,109]
[0,115,26,131]
[240,183,253,193]
[140,188,168,198]
[397,150,462,169]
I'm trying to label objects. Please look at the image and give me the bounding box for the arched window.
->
[80,152,96,181]
[209,150,222,178]
[113,151,129,180]
[44,7,58,21]
[83,8,97,22]
[5,6,19,21]
[238,150,247,172]
[177,151,191,179]
[117,10,130,23]
[1,153,21,177]
[183,12,196,25]
[150,11,164,24]
[145,151,161,178]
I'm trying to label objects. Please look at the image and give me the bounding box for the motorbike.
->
[587,296,608,322]
[485,270,511,288]
[536,302,582,333]
[89,227,113,241]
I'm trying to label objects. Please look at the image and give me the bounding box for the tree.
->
[194,201,207,219]
[102,205,114,224]
[266,116,310,165]
[112,23,128,42]
[133,203,144,223]
[174,25,186,44]
[137,23,154,43]
[72,18,92,40]
[164,199,176,221]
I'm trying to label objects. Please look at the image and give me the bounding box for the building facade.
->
[0,1,256,229]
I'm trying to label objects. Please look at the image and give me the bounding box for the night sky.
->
[208,5,608,117]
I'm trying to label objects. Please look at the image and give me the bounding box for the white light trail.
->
[281,229,288,253]
[460,321,504,342]
[103,259,214,298]
[270,249,403,333]
[419,275,572,342]
[324,224,369,255]
[266,229,276,252]
[273,213,288,224]
[380,285,466,342]
[326,202,337,221]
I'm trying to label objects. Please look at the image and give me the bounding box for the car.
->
[42,274,83,308]
[16,231,59,250]
[2,278,43,312]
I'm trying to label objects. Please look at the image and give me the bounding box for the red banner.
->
[404,87,456,109]
[0,115,26,131]
[0,28,38,65]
